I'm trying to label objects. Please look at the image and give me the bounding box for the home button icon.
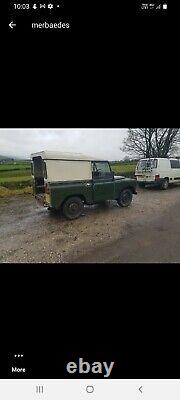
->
[86,385,94,393]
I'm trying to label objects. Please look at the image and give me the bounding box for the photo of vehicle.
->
[135,157,180,189]
[31,151,137,219]
[0,128,180,263]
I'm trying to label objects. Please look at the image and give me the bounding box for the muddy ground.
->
[0,185,180,263]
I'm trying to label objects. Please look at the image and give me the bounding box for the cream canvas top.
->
[31,151,107,181]
[31,151,104,161]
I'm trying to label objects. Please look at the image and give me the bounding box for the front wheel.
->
[62,196,84,220]
[117,189,133,207]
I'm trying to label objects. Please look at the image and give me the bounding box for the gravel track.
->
[0,185,180,263]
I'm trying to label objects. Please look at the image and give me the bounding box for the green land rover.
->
[31,151,137,220]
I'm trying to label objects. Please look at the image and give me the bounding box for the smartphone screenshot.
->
[1,0,180,396]
[0,128,180,399]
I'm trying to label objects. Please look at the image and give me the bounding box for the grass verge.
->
[0,179,33,189]
[0,186,33,198]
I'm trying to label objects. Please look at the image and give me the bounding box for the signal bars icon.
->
[36,386,44,394]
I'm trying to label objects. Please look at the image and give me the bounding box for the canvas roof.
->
[31,151,104,161]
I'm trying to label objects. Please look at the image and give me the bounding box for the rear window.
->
[137,159,157,170]
[170,159,180,169]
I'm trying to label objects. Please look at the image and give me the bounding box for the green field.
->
[110,162,136,177]
[0,161,32,194]
[0,162,30,171]
[0,171,31,179]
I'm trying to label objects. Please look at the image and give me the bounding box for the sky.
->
[0,129,129,160]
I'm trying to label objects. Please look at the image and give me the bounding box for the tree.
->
[122,128,180,158]
[123,156,131,162]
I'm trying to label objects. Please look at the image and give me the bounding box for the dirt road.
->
[0,185,180,263]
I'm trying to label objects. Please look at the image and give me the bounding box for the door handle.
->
[86,183,91,186]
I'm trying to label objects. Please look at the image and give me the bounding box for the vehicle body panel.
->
[93,179,115,202]
[48,178,137,209]
[49,180,93,209]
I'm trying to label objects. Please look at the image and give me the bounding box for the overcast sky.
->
[0,129,129,160]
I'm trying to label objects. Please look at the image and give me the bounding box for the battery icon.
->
[163,3,167,9]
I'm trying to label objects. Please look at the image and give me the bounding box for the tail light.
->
[155,174,160,180]
[45,183,50,194]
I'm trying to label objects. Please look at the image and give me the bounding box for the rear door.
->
[92,161,115,202]
[32,156,46,194]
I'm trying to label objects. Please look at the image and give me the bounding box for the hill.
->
[0,155,15,162]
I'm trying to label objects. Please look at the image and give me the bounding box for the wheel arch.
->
[119,185,137,195]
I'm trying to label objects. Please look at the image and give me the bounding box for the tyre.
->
[117,189,133,207]
[160,179,169,190]
[62,197,84,220]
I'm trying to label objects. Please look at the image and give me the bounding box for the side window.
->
[94,162,111,173]
[93,162,112,179]
[170,160,180,169]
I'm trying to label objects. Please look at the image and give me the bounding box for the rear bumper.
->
[137,179,164,186]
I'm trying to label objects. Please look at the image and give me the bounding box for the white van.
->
[135,157,180,189]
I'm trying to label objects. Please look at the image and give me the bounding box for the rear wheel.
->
[160,178,169,190]
[62,196,84,220]
[117,189,133,207]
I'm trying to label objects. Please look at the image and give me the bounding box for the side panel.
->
[155,160,180,182]
[45,160,92,182]
[157,160,171,179]
[49,181,93,209]
[171,171,180,183]
[93,181,115,202]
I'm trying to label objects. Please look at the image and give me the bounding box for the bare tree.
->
[122,128,180,158]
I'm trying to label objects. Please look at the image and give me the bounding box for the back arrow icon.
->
[9,21,16,29]
[139,386,143,393]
